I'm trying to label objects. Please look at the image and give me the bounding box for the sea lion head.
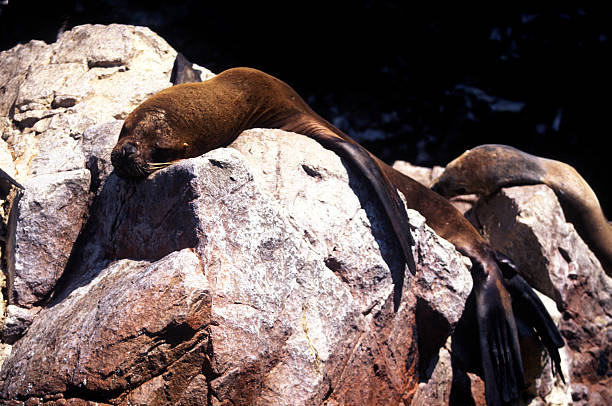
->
[431,144,546,198]
[430,148,482,198]
[111,107,189,179]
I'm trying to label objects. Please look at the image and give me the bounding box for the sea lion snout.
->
[111,139,149,179]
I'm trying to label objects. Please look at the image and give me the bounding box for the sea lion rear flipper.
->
[473,262,525,405]
[494,252,565,382]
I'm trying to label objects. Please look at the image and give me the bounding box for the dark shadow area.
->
[415,297,452,380]
[1,3,609,216]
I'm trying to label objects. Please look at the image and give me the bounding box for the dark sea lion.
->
[111,67,564,405]
[431,144,612,277]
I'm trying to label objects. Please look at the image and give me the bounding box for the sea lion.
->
[111,67,564,405]
[431,144,612,277]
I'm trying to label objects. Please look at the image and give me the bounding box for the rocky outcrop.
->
[394,160,611,406]
[0,23,608,405]
[0,23,213,339]
[1,24,178,315]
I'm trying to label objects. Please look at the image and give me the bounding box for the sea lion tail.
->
[494,251,566,383]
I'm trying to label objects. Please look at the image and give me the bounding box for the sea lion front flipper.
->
[473,261,524,405]
[494,252,565,382]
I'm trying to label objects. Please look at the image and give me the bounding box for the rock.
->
[392,160,444,187]
[0,305,40,344]
[81,120,125,194]
[471,184,611,405]
[0,129,472,404]
[409,340,453,406]
[0,140,16,180]
[1,24,179,183]
[0,249,210,402]
[6,169,90,308]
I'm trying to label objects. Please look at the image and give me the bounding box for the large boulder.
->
[0,24,213,340]
[0,24,179,316]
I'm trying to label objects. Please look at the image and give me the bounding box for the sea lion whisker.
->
[147,160,180,169]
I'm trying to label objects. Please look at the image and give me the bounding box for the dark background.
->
[1,2,610,215]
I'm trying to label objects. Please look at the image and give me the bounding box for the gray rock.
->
[392,160,445,187]
[27,129,86,176]
[0,248,210,400]
[0,23,179,325]
[6,169,90,308]
[0,40,52,118]
[81,120,123,193]
[0,305,40,344]
[2,24,178,183]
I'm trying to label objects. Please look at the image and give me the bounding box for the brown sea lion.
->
[111,67,563,405]
[431,144,612,277]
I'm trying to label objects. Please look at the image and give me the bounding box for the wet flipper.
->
[494,252,565,383]
[474,263,525,405]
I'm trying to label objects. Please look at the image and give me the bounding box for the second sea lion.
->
[111,68,564,405]
[431,144,612,277]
